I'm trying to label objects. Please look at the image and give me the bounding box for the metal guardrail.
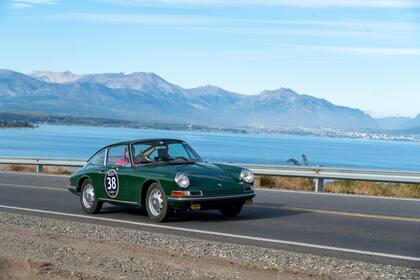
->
[1,157,420,192]
[0,157,85,173]
[240,164,420,192]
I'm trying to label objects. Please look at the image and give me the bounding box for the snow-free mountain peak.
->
[31,70,82,83]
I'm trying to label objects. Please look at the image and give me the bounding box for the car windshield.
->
[131,140,202,165]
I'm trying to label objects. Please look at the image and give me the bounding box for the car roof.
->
[106,138,183,148]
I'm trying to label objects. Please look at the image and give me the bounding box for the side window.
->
[87,150,106,167]
[107,145,131,167]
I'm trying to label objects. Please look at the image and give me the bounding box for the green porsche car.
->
[68,139,256,222]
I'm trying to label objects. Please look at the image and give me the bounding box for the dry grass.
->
[256,176,314,191]
[256,175,420,199]
[0,164,74,175]
[0,164,37,173]
[324,180,420,199]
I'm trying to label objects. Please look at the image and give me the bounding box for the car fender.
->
[140,179,160,206]
[77,175,92,193]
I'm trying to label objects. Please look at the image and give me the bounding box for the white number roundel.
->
[104,169,119,198]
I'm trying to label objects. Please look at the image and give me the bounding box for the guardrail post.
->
[315,178,324,192]
[36,164,43,173]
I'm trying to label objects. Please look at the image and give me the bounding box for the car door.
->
[98,145,136,204]
[84,148,107,195]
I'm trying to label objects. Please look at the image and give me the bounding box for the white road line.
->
[0,183,65,191]
[0,204,419,263]
[257,188,420,202]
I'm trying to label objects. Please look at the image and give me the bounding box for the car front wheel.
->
[80,179,103,214]
[219,204,243,217]
[145,183,170,222]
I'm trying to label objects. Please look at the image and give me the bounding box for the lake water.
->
[0,125,419,171]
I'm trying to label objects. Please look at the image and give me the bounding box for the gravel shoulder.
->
[0,211,418,280]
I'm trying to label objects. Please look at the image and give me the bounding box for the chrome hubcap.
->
[82,184,95,209]
[148,189,163,216]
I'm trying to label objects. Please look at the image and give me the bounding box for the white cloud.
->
[248,44,420,58]
[104,0,420,8]
[43,12,419,42]
[44,12,419,30]
[301,45,420,56]
[37,1,420,45]
[10,0,57,9]
[43,13,219,25]
[333,46,420,56]
[241,45,420,62]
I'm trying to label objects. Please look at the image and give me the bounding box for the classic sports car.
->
[68,139,256,222]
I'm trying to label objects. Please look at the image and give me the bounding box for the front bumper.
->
[167,192,256,210]
[67,185,79,196]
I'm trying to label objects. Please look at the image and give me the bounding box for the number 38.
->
[106,177,117,190]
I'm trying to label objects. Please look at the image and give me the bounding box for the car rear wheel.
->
[80,179,103,214]
[219,204,243,217]
[145,183,170,222]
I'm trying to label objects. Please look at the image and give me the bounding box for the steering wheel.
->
[154,156,171,162]
[174,156,190,161]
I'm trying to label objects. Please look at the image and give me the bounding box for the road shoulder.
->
[0,211,418,280]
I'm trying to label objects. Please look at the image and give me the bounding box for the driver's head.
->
[157,147,169,159]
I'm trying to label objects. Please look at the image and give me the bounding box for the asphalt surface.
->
[0,171,419,269]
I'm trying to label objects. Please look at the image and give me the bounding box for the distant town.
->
[250,127,420,142]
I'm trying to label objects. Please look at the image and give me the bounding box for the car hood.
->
[172,162,237,181]
[171,162,244,195]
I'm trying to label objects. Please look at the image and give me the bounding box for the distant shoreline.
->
[0,121,36,129]
[0,111,419,142]
[0,112,249,134]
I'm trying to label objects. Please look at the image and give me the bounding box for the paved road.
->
[0,171,419,269]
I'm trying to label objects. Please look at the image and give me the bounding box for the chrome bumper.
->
[67,185,79,195]
[167,192,256,201]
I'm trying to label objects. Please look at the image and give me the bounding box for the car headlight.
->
[175,173,190,189]
[240,169,254,184]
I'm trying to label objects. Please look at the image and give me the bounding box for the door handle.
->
[99,170,106,174]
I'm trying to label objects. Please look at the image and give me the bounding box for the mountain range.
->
[0,69,416,130]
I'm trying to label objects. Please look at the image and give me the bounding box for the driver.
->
[155,146,170,161]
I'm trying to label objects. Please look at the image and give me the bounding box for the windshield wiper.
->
[138,160,157,165]
[169,162,194,165]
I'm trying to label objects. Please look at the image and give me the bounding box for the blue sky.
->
[1,0,419,117]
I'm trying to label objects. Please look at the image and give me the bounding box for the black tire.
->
[145,183,171,222]
[80,179,103,214]
[219,204,243,217]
